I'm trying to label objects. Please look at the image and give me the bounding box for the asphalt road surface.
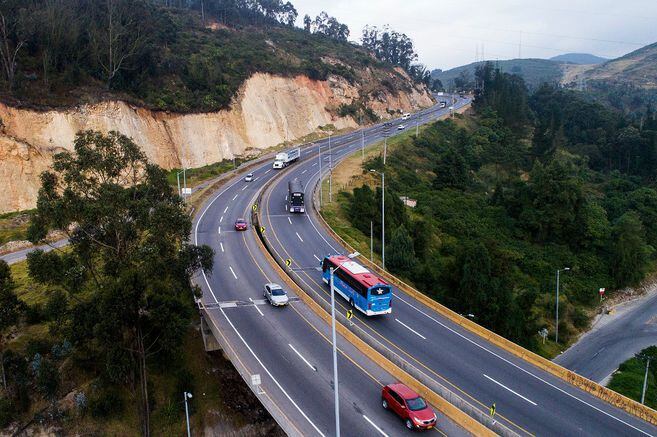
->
[257,100,657,437]
[193,99,470,436]
[556,291,657,383]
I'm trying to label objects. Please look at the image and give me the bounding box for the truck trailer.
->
[273,147,301,169]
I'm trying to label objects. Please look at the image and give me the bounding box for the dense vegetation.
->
[0,0,367,111]
[432,59,564,93]
[0,0,424,112]
[607,346,656,408]
[342,63,657,351]
[0,131,213,435]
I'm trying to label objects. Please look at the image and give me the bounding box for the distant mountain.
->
[550,53,607,65]
[563,42,657,112]
[432,59,562,91]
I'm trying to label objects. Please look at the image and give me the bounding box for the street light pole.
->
[329,267,340,437]
[329,133,333,203]
[370,169,385,270]
[183,392,192,437]
[318,143,323,208]
[555,267,570,343]
[642,357,651,405]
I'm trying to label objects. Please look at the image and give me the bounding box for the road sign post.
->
[251,374,264,395]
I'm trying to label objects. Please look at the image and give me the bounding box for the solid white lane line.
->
[220,242,224,253]
[224,206,229,214]
[483,374,537,406]
[288,217,292,224]
[289,344,316,371]
[220,215,224,223]
[296,232,304,243]
[395,318,426,340]
[393,295,653,436]
[219,308,325,437]
[313,254,321,262]
[232,194,238,201]
[249,298,264,316]
[363,415,388,437]
[229,266,238,279]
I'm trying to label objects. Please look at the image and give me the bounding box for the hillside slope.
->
[432,59,563,90]
[550,53,607,64]
[0,2,432,213]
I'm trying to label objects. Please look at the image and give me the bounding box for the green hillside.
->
[550,53,607,64]
[0,1,414,113]
[432,59,563,91]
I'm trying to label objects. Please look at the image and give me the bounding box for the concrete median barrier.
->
[311,172,657,428]
[252,171,516,437]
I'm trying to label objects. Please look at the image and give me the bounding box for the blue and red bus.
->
[321,255,392,316]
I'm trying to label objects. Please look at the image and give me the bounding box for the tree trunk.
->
[137,325,150,437]
[0,348,6,392]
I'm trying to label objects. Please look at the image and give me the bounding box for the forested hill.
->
[346,62,657,354]
[0,0,430,112]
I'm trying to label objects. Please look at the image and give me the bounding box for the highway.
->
[256,100,657,436]
[193,100,470,436]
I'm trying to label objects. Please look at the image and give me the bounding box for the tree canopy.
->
[27,130,213,436]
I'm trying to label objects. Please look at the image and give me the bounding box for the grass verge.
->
[607,348,656,410]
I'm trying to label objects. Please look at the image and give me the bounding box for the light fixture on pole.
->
[183,391,193,437]
[555,267,570,343]
[369,169,385,270]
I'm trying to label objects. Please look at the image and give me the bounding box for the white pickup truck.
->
[273,147,301,169]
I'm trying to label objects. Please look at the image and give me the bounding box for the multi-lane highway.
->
[255,102,657,436]
[193,100,470,436]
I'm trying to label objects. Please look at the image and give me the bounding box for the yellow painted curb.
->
[250,216,494,437]
[314,191,657,427]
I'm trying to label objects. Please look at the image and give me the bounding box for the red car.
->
[234,218,248,231]
[382,383,437,431]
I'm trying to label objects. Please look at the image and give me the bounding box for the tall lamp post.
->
[369,169,385,270]
[555,267,570,343]
[294,252,359,437]
[329,252,360,437]
[183,391,193,437]
[317,142,323,208]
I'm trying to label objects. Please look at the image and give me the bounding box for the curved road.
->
[556,291,657,383]
[193,100,469,436]
[257,103,657,436]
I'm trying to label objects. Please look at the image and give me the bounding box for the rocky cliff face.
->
[0,72,432,213]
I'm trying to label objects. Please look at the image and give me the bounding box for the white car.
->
[244,173,254,182]
[397,124,406,130]
[402,113,411,120]
[264,283,289,307]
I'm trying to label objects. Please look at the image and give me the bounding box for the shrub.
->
[0,397,14,428]
[89,387,125,419]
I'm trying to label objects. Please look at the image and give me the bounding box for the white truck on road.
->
[273,147,300,169]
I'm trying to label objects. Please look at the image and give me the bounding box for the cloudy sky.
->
[293,0,657,70]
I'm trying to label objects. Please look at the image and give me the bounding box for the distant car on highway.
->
[397,124,406,130]
[263,283,289,306]
[234,218,248,231]
[244,173,254,182]
[382,383,437,430]
[401,113,411,120]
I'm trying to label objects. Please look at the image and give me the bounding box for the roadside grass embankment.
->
[607,347,657,410]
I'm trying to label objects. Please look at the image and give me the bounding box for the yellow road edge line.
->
[314,145,657,427]
[252,188,495,437]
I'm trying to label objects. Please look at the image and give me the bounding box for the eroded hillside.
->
[0,72,431,213]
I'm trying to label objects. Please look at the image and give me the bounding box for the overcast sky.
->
[293,0,657,70]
